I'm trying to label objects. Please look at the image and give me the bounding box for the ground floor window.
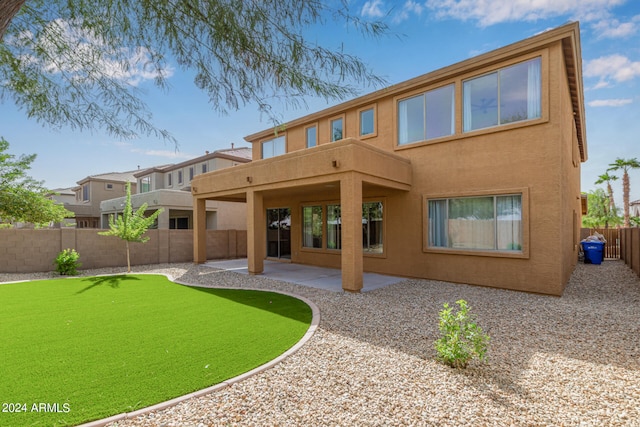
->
[302,205,323,248]
[327,204,342,250]
[428,194,522,251]
[169,217,189,229]
[302,201,384,253]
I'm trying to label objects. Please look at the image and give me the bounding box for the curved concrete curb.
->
[78,278,320,427]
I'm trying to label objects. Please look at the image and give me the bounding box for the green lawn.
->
[0,274,312,427]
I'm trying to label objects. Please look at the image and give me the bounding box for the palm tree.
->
[608,158,640,227]
[595,172,618,215]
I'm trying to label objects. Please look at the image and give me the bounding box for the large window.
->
[307,202,384,253]
[302,206,323,248]
[398,84,455,145]
[428,195,522,251]
[463,57,541,132]
[306,126,317,148]
[262,135,286,159]
[330,118,343,142]
[140,176,151,193]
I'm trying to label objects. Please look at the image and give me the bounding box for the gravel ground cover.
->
[2,260,639,426]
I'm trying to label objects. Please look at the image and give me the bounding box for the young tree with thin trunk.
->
[99,182,163,273]
[0,1,387,141]
[608,158,640,228]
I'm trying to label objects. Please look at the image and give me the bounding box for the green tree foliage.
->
[0,1,387,141]
[581,188,622,229]
[0,137,73,227]
[608,158,640,228]
[99,182,163,272]
[594,171,618,211]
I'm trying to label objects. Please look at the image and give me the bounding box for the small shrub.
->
[54,249,81,275]
[434,299,490,369]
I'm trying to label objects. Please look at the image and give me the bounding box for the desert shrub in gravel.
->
[434,299,489,368]
[54,249,81,275]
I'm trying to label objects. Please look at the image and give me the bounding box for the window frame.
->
[357,104,377,139]
[423,188,529,259]
[328,114,346,142]
[462,56,544,133]
[305,123,318,148]
[261,134,286,159]
[140,175,151,193]
[299,199,386,257]
[167,172,173,187]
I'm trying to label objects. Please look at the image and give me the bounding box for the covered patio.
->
[191,139,412,292]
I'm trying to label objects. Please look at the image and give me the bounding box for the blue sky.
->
[1,0,639,207]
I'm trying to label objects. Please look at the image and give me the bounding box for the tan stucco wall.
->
[193,25,586,295]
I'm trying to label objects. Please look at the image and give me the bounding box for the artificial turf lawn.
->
[0,274,312,427]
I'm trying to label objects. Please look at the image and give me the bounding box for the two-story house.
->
[101,147,251,229]
[191,22,587,295]
[67,171,142,228]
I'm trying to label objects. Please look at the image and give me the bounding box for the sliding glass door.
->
[266,208,291,259]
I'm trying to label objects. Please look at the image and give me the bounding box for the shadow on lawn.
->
[184,285,313,325]
[75,275,141,294]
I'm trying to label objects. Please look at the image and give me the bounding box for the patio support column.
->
[340,172,363,292]
[193,197,207,264]
[247,190,265,275]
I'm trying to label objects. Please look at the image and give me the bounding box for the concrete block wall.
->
[0,229,247,273]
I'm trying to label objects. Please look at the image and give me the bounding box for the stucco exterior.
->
[191,22,587,295]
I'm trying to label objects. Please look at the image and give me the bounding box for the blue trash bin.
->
[581,241,605,264]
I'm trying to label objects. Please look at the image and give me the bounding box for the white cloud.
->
[18,19,173,87]
[393,1,425,23]
[130,148,193,160]
[591,16,639,38]
[361,0,385,18]
[424,0,626,27]
[588,98,633,107]
[585,54,640,86]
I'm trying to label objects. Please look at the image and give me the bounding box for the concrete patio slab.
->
[203,259,405,292]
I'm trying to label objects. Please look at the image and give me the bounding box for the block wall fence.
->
[0,229,247,273]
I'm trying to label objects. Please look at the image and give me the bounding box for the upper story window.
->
[262,135,286,159]
[140,176,151,193]
[178,170,183,185]
[105,183,114,190]
[202,163,208,174]
[330,117,344,142]
[359,107,375,137]
[463,57,541,132]
[167,173,172,187]
[306,125,317,148]
[398,84,455,146]
[82,184,90,202]
[189,166,194,181]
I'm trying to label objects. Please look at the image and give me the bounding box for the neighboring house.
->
[631,200,640,218]
[101,147,251,229]
[66,171,143,228]
[191,22,587,296]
